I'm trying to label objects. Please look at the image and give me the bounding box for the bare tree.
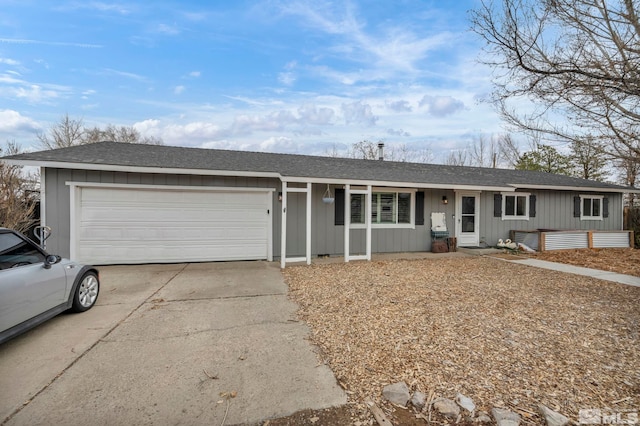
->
[346,140,433,163]
[445,149,469,166]
[83,124,163,145]
[497,134,522,168]
[37,114,85,150]
[469,134,502,168]
[0,142,38,233]
[617,154,640,205]
[37,114,163,149]
[349,140,380,160]
[471,0,640,163]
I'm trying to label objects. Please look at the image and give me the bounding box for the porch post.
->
[366,185,372,261]
[306,182,312,265]
[344,184,350,262]
[280,181,287,269]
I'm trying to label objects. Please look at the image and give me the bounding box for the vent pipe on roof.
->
[378,142,384,161]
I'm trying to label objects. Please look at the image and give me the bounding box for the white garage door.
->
[75,186,272,264]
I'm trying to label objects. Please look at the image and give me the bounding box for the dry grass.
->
[284,257,640,423]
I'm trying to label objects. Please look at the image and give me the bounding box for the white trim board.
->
[65,181,276,193]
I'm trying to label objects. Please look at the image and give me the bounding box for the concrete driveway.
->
[0,262,346,425]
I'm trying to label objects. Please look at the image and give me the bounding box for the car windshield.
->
[0,233,46,270]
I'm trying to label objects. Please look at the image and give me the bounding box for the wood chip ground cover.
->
[283,257,640,423]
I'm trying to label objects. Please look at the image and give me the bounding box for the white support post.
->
[306,182,312,265]
[280,181,288,269]
[366,185,372,261]
[344,184,350,262]
[40,166,47,249]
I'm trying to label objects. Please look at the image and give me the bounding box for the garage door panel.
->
[81,206,268,222]
[81,242,268,264]
[77,187,271,264]
[79,225,268,241]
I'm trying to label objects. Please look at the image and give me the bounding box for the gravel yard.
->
[283,256,640,424]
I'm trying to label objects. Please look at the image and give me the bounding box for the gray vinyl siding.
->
[43,168,281,259]
[42,167,625,261]
[479,190,623,247]
[284,186,455,258]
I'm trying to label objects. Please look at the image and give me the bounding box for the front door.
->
[455,192,480,247]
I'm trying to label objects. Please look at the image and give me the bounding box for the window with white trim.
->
[502,192,530,220]
[350,191,413,227]
[580,195,603,220]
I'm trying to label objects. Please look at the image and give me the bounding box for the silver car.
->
[0,228,100,344]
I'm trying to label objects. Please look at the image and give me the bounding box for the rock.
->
[411,391,426,411]
[382,382,410,406]
[456,393,476,413]
[538,404,569,426]
[492,407,521,426]
[433,397,460,419]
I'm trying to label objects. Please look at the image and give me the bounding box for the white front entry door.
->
[455,192,480,247]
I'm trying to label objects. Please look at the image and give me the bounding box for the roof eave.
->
[279,176,515,191]
[3,159,282,179]
[509,183,640,193]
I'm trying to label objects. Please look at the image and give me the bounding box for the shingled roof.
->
[3,141,637,192]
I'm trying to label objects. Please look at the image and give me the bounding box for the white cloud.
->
[386,100,412,112]
[100,68,147,82]
[63,2,132,15]
[419,95,465,117]
[259,136,299,153]
[0,58,19,66]
[188,71,201,78]
[0,109,40,133]
[0,73,24,84]
[278,71,296,86]
[13,84,61,103]
[297,103,335,125]
[174,85,185,95]
[0,38,102,49]
[275,1,451,84]
[341,100,378,126]
[386,128,410,137]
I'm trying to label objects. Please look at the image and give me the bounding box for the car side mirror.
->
[43,254,62,269]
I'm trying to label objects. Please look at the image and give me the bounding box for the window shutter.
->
[334,188,345,226]
[573,196,581,218]
[603,197,609,218]
[529,195,536,218]
[415,192,425,225]
[494,194,502,217]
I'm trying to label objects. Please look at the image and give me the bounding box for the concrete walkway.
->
[506,258,640,287]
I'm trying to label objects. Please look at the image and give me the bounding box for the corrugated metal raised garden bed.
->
[510,229,634,251]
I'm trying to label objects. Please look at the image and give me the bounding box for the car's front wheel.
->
[71,272,99,312]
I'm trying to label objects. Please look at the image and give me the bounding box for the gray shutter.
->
[574,196,581,218]
[334,188,345,226]
[603,197,609,218]
[494,194,502,217]
[529,195,536,218]
[415,192,425,225]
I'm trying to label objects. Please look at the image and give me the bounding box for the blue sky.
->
[0,0,504,160]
